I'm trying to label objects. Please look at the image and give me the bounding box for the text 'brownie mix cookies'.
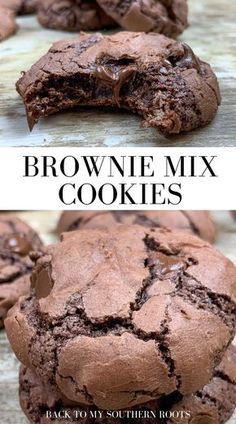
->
[57,210,216,243]
[38,0,116,32]
[97,0,188,37]
[5,226,236,411]
[16,32,221,134]
[18,345,236,424]
[0,215,42,327]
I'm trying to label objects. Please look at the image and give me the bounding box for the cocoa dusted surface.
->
[0,215,42,327]
[19,345,236,424]
[38,0,116,32]
[97,0,188,37]
[0,6,18,41]
[16,31,221,134]
[57,210,216,244]
[5,225,236,410]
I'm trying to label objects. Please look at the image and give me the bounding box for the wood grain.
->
[0,211,236,423]
[0,0,235,146]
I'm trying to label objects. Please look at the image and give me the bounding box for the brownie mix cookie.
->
[19,345,236,424]
[18,0,38,14]
[167,344,236,424]
[97,0,188,37]
[0,0,38,14]
[16,32,221,134]
[0,0,21,12]
[0,6,18,41]
[0,215,42,326]
[38,0,116,32]
[5,226,236,410]
[57,210,216,243]
[231,211,236,220]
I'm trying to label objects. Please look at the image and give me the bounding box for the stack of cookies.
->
[3,211,236,424]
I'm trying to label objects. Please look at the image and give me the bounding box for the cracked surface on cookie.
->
[57,210,216,243]
[19,346,236,423]
[0,215,42,326]
[5,225,236,410]
[38,0,116,32]
[16,32,221,134]
[97,0,188,37]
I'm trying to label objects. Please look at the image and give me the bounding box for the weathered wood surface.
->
[0,211,236,423]
[0,0,236,146]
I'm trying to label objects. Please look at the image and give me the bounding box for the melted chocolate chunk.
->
[176,43,201,73]
[93,64,136,105]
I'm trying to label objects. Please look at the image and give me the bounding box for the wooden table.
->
[0,0,236,147]
[0,211,236,423]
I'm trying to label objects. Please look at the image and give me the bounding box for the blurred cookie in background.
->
[0,214,42,327]
[57,210,216,243]
[0,6,18,41]
[38,0,116,31]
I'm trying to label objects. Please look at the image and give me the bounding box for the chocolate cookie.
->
[97,0,188,37]
[0,0,37,14]
[0,215,42,326]
[0,6,18,41]
[18,0,38,14]
[5,226,236,410]
[231,211,236,220]
[167,345,236,424]
[0,0,20,12]
[38,0,116,32]
[57,211,216,243]
[16,32,221,134]
[19,345,236,424]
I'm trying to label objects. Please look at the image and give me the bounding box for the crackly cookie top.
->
[57,210,216,243]
[19,345,236,424]
[5,225,236,410]
[17,31,210,92]
[169,344,236,424]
